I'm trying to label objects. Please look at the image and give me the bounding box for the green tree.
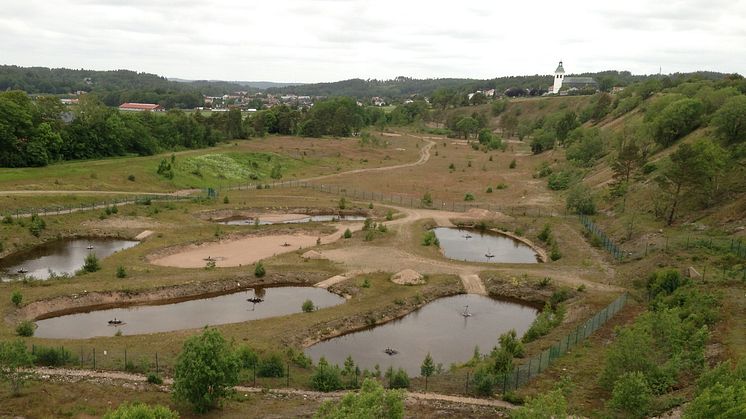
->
[566,184,596,215]
[686,382,746,419]
[314,378,404,419]
[455,117,479,140]
[609,371,652,418]
[15,320,34,337]
[116,266,127,278]
[652,98,704,147]
[565,127,604,167]
[254,261,266,277]
[103,403,179,419]
[172,328,240,413]
[0,339,35,395]
[83,253,101,272]
[421,191,433,207]
[302,299,315,312]
[498,329,524,358]
[657,139,727,225]
[711,95,746,145]
[420,352,435,391]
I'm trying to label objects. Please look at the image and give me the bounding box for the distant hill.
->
[170,78,304,90]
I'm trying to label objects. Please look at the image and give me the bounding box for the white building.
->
[552,61,565,94]
[550,61,599,94]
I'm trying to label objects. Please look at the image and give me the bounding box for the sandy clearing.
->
[459,274,487,295]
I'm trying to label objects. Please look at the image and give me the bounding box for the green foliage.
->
[472,366,498,396]
[33,345,72,366]
[115,265,127,278]
[550,244,562,261]
[420,353,435,390]
[28,214,46,237]
[509,159,517,169]
[172,328,240,413]
[269,162,283,179]
[455,116,479,139]
[565,127,604,167]
[530,128,556,154]
[711,95,746,145]
[103,402,178,419]
[385,210,394,221]
[421,191,433,207]
[421,230,439,247]
[386,367,410,389]
[686,360,746,419]
[311,357,344,392]
[11,290,22,307]
[464,193,475,201]
[547,169,579,190]
[646,268,685,299]
[302,299,315,313]
[254,260,266,277]
[343,228,352,239]
[146,373,164,385]
[82,253,101,273]
[361,278,371,288]
[512,389,568,419]
[549,288,572,308]
[314,378,404,419]
[609,371,653,418]
[299,97,368,137]
[338,197,347,209]
[492,348,514,374]
[491,99,508,116]
[258,353,286,378]
[651,98,704,147]
[486,186,493,193]
[0,339,35,395]
[236,345,258,369]
[15,320,34,337]
[537,224,551,243]
[127,174,136,182]
[222,195,229,204]
[498,329,525,358]
[156,159,174,179]
[566,184,596,215]
[522,304,565,343]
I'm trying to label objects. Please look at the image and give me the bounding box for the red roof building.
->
[118,103,163,111]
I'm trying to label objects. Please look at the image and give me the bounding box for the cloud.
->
[0,0,744,82]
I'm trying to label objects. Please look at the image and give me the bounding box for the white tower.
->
[552,61,565,94]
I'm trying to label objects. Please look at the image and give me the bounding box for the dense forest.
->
[0,66,252,109]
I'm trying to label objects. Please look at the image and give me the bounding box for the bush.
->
[343,228,352,239]
[338,197,347,209]
[609,371,652,418]
[473,366,498,396]
[566,184,596,215]
[522,304,564,343]
[464,193,475,201]
[82,253,101,273]
[550,244,562,261]
[549,288,572,308]
[421,192,433,207]
[421,230,439,247]
[498,329,524,358]
[512,389,568,419]
[509,159,517,169]
[492,348,514,374]
[11,291,22,307]
[34,345,73,366]
[172,328,240,413]
[258,353,285,377]
[651,98,704,147]
[146,373,164,385]
[302,299,315,312]
[311,358,344,392]
[537,224,551,242]
[115,266,127,278]
[28,214,46,237]
[646,268,685,299]
[486,186,493,193]
[495,183,508,190]
[236,345,258,369]
[223,195,230,204]
[547,170,577,190]
[314,379,404,419]
[103,402,178,419]
[386,210,394,221]
[16,321,34,337]
[254,261,266,277]
[387,367,410,389]
[127,174,136,182]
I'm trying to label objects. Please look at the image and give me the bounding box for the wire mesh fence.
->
[3,194,194,220]
[579,214,625,262]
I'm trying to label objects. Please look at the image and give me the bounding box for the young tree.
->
[512,389,568,419]
[0,339,35,395]
[11,290,22,307]
[651,98,704,147]
[657,139,727,225]
[310,357,343,392]
[609,371,653,418]
[711,95,746,145]
[172,328,240,413]
[420,353,435,391]
[83,253,101,272]
[566,184,596,215]
[314,378,404,419]
[455,117,479,140]
[103,403,178,419]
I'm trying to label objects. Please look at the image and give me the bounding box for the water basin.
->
[434,227,540,264]
[0,238,139,281]
[305,294,538,375]
[33,286,344,339]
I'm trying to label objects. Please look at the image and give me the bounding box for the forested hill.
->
[0,66,250,109]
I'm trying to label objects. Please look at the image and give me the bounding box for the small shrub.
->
[387,367,410,389]
[422,230,439,247]
[549,288,572,308]
[302,299,315,312]
[310,358,343,392]
[364,230,375,241]
[28,214,46,237]
[377,223,388,233]
[115,266,127,278]
[236,345,258,369]
[538,277,552,288]
[486,186,493,193]
[254,261,266,277]
[361,278,371,288]
[146,373,163,385]
[473,366,498,396]
[205,259,216,270]
[495,183,508,190]
[368,202,374,209]
[421,192,433,207]
[34,345,73,366]
[16,320,34,337]
[11,290,22,307]
[550,245,562,261]
[338,197,347,209]
[609,371,652,418]
[538,224,552,242]
[509,159,517,169]
[223,195,230,204]
[82,253,101,273]
[448,163,455,171]
[464,193,475,201]
[127,174,136,182]
[343,228,352,239]
[386,210,394,221]
[258,353,285,377]
[2,215,12,224]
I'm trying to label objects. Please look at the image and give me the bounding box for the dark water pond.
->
[34,286,344,339]
[434,227,540,264]
[219,215,366,225]
[305,294,538,375]
[0,238,139,281]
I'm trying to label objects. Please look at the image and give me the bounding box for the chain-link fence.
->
[3,194,194,220]
[579,214,625,261]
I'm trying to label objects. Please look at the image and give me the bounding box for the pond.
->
[0,238,139,281]
[305,294,538,375]
[33,286,344,339]
[219,214,366,226]
[434,227,540,264]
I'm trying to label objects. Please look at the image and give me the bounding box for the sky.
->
[1,0,745,83]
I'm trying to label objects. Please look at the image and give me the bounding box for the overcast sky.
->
[2,0,745,83]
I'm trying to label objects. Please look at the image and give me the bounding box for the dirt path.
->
[31,367,516,410]
[459,274,488,295]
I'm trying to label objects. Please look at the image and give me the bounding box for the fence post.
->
[465,372,469,394]
[93,348,96,370]
[155,352,159,373]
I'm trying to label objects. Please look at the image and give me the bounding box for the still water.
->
[434,227,540,264]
